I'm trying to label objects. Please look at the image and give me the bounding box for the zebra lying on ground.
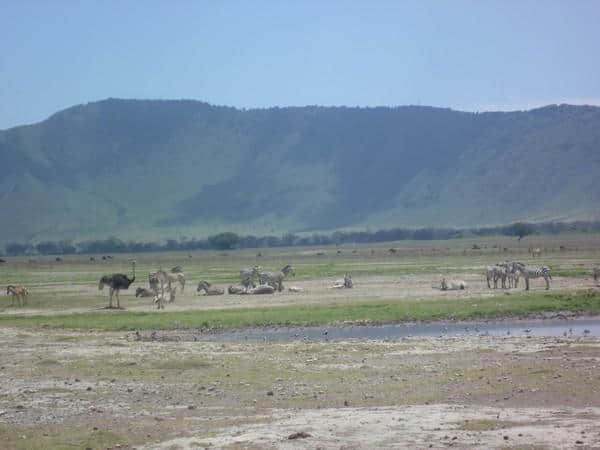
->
[228,285,248,295]
[514,262,552,290]
[440,279,467,290]
[250,284,275,294]
[332,273,353,289]
[135,287,154,297]
[197,280,224,295]
[258,265,295,291]
[226,283,276,294]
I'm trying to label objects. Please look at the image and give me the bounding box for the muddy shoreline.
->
[131,313,600,342]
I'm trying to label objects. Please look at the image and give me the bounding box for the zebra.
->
[506,269,520,289]
[149,270,185,295]
[258,265,295,292]
[332,273,353,289]
[441,279,467,290]
[196,280,224,295]
[530,248,542,258]
[240,265,261,287]
[593,267,599,282]
[135,287,154,297]
[514,262,552,290]
[486,265,506,289]
[250,284,276,294]
[228,284,249,295]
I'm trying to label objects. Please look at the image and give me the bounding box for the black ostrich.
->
[98,260,136,309]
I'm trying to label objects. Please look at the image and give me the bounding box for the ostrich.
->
[6,285,28,307]
[98,260,136,309]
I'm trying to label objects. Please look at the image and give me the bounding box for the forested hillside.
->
[1,99,598,245]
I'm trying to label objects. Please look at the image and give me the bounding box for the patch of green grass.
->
[154,357,211,371]
[1,289,599,331]
[38,387,73,394]
[0,425,124,450]
[36,359,60,366]
[458,419,524,431]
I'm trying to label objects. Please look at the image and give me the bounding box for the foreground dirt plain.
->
[1,234,600,449]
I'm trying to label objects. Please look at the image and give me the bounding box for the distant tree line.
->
[2,221,600,256]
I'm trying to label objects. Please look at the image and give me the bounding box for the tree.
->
[208,232,240,250]
[508,222,534,240]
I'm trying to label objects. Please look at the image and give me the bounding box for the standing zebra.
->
[514,262,552,290]
[258,265,295,292]
[486,265,507,289]
[240,265,261,287]
[593,267,599,282]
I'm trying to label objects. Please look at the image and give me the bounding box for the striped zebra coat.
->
[515,263,552,290]
[258,265,295,292]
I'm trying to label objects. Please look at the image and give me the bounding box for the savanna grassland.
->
[1,233,600,449]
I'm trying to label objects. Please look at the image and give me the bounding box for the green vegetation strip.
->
[1,290,599,331]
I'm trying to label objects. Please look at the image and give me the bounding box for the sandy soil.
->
[1,327,599,449]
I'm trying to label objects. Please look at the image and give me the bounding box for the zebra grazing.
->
[240,265,261,287]
[514,262,552,290]
[196,280,224,295]
[258,265,295,292]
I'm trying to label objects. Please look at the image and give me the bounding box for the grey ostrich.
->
[98,260,136,309]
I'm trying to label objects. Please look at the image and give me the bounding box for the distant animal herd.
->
[2,256,600,309]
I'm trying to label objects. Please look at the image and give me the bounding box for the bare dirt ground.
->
[1,326,600,449]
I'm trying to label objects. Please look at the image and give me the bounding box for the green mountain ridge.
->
[1,99,599,245]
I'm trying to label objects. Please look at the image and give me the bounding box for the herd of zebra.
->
[486,261,553,290]
[5,260,600,309]
[134,264,298,309]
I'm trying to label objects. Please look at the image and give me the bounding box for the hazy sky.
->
[1,0,599,129]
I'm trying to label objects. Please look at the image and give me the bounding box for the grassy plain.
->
[1,234,600,448]
[1,233,599,328]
